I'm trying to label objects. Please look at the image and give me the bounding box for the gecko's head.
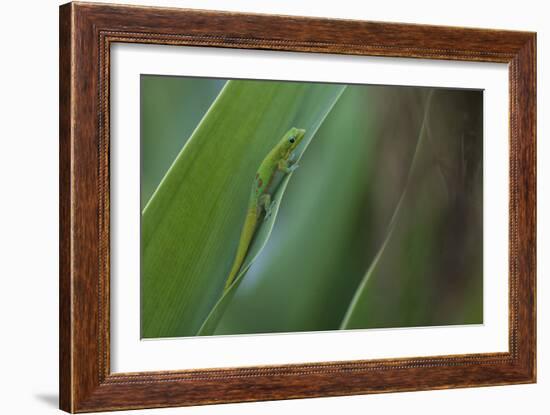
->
[283,127,306,154]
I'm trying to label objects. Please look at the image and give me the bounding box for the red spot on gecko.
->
[258,178,263,187]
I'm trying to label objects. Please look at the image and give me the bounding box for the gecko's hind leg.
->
[259,193,276,221]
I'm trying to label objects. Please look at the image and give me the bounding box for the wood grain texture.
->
[59,1,537,412]
[59,3,73,411]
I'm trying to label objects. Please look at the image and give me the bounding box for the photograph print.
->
[140,75,483,339]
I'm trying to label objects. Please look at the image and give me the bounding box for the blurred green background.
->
[140,75,483,338]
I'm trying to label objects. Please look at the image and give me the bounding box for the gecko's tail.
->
[223,208,258,291]
[224,261,242,291]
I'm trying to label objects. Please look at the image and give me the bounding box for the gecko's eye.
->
[289,136,296,143]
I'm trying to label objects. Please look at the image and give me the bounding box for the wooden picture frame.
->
[59,2,536,412]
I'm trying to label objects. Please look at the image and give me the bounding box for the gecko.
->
[223,127,306,291]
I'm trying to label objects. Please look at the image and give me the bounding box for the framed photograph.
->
[59,2,536,412]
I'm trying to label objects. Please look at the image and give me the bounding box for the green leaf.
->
[141,79,345,338]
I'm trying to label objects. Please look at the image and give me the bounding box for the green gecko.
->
[224,127,306,291]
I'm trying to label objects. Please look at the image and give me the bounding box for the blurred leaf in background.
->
[140,75,483,338]
[341,88,483,329]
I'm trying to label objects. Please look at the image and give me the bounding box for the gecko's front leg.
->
[288,151,297,164]
[277,157,299,174]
